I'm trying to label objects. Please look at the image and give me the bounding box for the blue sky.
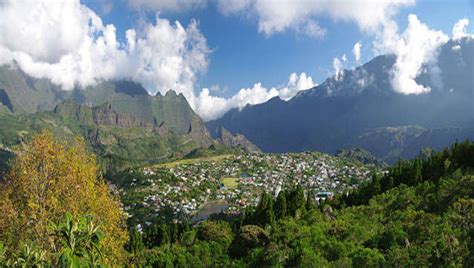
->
[82,0,473,98]
[0,0,472,120]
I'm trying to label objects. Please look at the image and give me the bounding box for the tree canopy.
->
[0,132,128,265]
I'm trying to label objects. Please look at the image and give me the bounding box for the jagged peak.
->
[164,89,178,98]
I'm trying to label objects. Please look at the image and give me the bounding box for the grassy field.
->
[155,154,234,168]
[221,177,239,188]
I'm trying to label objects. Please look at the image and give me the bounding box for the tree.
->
[305,191,315,211]
[0,132,127,264]
[255,192,275,226]
[129,228,144,254]
[159,224,170,246]
[351,248,385,267]
[230,225,269,258]
[197,221,233,247]
[275,191,288,219]
[287,185,306,216]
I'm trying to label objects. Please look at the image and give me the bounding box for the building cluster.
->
[120,152,378,224]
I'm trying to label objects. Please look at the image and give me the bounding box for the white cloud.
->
[217,0,414,38]
[353,41,362,63]
[0,0,210,97]
[217,0,253,16]
[387,15,448,95]
[194,73,315,121]
[452,18,473,40]
[0,0,317,122]
[0,0,88,64]
[128,17,210,97]
[333,57,344,81]
[127,0,206,12]
[451,44,461,51]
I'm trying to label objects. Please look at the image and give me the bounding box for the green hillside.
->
[0,101,213,172]
[0,66,221,172]
[0,66,206,136]
[125,141,474,267]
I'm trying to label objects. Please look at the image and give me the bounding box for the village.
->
[114,152,381,227]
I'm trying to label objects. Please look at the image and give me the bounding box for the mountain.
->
[213,127,260,153]
[207,38,474,163]
[0,100,215,172]
[0,66,222,171]
[0,66,206,135]
[336,147,387,168]
[0,66,70,114]
[0,65,268,171]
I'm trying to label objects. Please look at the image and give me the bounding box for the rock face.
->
[0,67,210,138]
[92,103,152,129]
[207,38,474,163]
[54,101,160,130]
[0,68,216,170]
[217,127,260,153]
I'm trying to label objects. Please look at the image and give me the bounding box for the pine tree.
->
[275,191,288,219]
[159,224,170,245]
[305,191,315,211]
[255,192,275,226]
[130,227,144,254]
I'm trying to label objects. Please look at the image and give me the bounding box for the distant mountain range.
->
[207,38,474,163]
[0,38,472,168]
[0,66,257,172]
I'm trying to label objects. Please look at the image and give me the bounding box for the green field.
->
[155,154,233,168]
[221,177,239,188]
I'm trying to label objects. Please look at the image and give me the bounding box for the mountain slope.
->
[207,38,474,163]
[0,65,224,170]
[0,100,214,172]
[0,67,207,135]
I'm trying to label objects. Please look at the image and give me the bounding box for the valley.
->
[0,3,472,264]
[110,151,381,227]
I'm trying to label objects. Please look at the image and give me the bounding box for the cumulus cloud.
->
[0,0,210,95]
[353,41,362,63]
[452,18,473,40]
[217,0,414,38]
[379,14,449,95]
[194,73,315,121]
[127,0,206,12]
[0,0,316,121]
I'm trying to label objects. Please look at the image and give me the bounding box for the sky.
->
[0,0,473,120]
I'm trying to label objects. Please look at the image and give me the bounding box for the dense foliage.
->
[0,132,472,266]
[128,141,474,267]
[0,132,128,265]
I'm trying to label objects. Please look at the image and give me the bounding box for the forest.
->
[0,133,472,267]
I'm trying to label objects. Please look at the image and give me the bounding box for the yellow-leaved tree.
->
[0,132,127,264]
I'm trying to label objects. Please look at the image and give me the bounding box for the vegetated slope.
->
[336,147,387,168]
[129,140,474,267]
[0,66,208,135]
[0,101,213,172]
[0,66,261,171]
[207,38,474,163]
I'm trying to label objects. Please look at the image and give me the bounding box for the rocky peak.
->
[218,127,260,153]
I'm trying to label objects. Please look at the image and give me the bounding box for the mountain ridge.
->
[207,38,474,163]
